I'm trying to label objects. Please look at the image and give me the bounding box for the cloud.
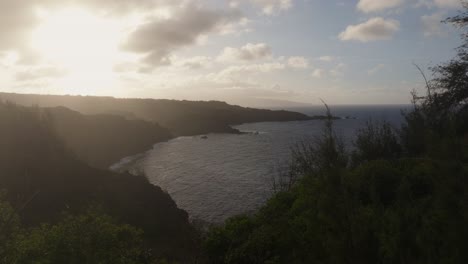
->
[318,56,335,62]
[311,62,346,79]
[330,62,346,77]
[433,0,462,9]
[357,0,405,13]
[0,52,19,68]
[339,17,400,42]
[312,69,326,78]
[252,0,293,14]
[218,17,252,35]
[122,4,244,67]
[0,0,246,70]
[0,1,41,50]
[218,43,272,62]
[415,0,462,9]
[175,56,213,69]
[287,56,309,69]
[78,0,181,15]
[230,0,293,15]
[188,62,286,90]
[220,63,285,76]
[14,66,66,82]
[367,64,385,75]
[0,0,181,50]
[421,12,448,37]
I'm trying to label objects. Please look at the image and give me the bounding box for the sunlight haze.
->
[0,0,463,106]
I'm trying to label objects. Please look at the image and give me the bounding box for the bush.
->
[352,120,401,166]
[204,157,468,263]
[0,202,155,264]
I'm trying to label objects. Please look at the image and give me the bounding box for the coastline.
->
[107,117,333,173]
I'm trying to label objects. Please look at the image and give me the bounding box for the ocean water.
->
[119,105,410,223]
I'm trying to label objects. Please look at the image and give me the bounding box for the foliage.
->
[0,101,199,262]
[352,120,402,166]
[203,7,468,263]
[273,103,347,192]
[0,92,317,137]
[0,200,164,264]
[204,156,468,263]
[0,193,21,263]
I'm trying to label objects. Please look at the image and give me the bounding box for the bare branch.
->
[413,63,432,99]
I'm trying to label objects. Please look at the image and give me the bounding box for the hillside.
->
[0,102,199,262]
[46,107,172,168]
[0,92,319,136]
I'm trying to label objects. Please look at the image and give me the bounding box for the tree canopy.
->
[203,7,468,263]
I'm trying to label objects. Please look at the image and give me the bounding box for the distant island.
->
[0,92,328,168]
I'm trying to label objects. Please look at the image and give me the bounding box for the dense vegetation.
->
[202,10,468,264]
[47,106,171,168]
[1,203,148,263]
[0,93,318,136]
[0,102,199,262]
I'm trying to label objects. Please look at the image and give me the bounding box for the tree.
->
[422,2,468,125]
[352,120,401,166]
[0,201,153,264]
[0,194,21,263]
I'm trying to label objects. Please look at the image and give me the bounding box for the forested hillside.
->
[0,93,318,136]
[46,106,172,168]
[0,102,199,262]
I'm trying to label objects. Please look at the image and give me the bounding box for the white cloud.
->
[421,12,447,37]
[357,0,405,13]
[311,62,346,79]
[230,0,293,15]
[287,56,309,69]
[433,0,462,9]
[218,17,252,35]
[254,0,293,14]
[218,43,272,62]
[367,64,386,75]
[193,62,286,88]
[416,0,462,9]
[14,65,66,82]
[339,17,400,42]
[330,62,346,77]
[220,63,285,75]
[312,69,326,78]
[318,56,335,62]
[175,56,213,69]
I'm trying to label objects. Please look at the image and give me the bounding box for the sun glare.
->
[31,8,122,94]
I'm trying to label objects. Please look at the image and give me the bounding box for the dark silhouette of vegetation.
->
[47,106,172,168]
[351,120,401,166]
[0,102,199,262]
[203,8,468,263]
[1,206,149,263]
[272,101,347,193]
[0,93,322,137]
[0,93,326,169]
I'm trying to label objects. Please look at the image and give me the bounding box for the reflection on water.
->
[137,106,408,223]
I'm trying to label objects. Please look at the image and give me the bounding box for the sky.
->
[0,0,464,107]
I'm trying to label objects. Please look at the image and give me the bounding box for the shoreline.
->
[108,118,333,173]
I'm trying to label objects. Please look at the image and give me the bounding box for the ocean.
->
[112,105,411,223]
